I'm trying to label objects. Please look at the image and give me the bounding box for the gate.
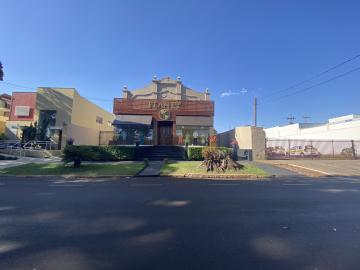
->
[266,139,359,160]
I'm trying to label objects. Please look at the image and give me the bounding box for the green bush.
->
[62,145,135,164]
[187,146,232,161]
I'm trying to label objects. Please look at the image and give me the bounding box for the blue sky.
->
[1,0,359,132]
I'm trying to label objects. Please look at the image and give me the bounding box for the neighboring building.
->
[112,76,214,145]
[217,126,266,160]
[0,93,12,134]
[6,88,114,148]
[265,114,360,140]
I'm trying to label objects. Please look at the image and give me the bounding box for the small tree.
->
[200,147,243,173]
[0,61,4,81]
[21,123,37,143]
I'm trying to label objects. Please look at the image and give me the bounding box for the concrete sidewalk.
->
[260,160,360,176]
[137,161,163,177]
[0,156,61,170]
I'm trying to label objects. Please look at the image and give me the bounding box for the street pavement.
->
[261,160,360,176]
[1,175,360,269]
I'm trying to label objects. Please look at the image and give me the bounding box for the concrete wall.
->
[265,115,360,140]
[217,126,266,160]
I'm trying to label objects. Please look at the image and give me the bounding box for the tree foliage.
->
[0,61,3,81]
[21,123,37,143]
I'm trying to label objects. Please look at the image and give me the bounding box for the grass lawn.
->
[0,162,145,176]
[161,161,269,177]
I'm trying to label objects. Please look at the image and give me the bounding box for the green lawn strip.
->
[0,162,145,176]
[161,161,269,176]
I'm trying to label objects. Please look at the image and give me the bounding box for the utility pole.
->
[303,116,311,123]
[253,97,257,127]
[287,115,296,124]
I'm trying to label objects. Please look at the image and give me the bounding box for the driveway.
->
[261,160,360,176]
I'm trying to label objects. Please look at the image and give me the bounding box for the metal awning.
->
[113,115,152,125]
[176,116,213,126]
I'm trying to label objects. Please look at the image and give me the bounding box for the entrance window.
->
[38,110,57,141]
[176,126,210,146]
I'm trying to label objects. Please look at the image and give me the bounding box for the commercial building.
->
[265,114,360,140]
[0,93,11,134]
[6,87,114,148]
[112,77,214,146]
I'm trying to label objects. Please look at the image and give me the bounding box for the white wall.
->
[265,117,360,140]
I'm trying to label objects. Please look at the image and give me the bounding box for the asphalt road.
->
[1,176,360,270]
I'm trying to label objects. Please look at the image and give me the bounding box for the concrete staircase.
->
[135,146,186,161]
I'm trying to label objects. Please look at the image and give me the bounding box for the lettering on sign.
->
[148,101,181,110]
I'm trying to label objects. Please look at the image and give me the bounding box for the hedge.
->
[63,145,135,161]
[187,146,232,161]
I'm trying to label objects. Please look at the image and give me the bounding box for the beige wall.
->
[71,93,114,133]
[235,126,266,160]
[217,126,266,160]
[68,124,100,145]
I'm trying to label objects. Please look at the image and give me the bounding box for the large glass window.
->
[112,124,153,145]
[175,126,210,146]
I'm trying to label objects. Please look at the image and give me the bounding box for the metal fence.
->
[266,139,359,160]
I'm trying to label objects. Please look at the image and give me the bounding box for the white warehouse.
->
[265,114,360,140]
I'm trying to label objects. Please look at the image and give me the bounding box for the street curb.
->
[160,173,274,179]
[0,175,133,180]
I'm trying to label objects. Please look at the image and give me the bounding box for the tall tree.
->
[0,61,3,81]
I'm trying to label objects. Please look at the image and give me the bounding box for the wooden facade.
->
[113,99,214,120]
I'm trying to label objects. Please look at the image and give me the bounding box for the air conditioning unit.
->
[14,106,30,116]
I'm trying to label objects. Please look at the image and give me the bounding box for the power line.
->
[261,53,360,100]
[260,65,360,104]
[0,80,37,91]
[0,81,114,102]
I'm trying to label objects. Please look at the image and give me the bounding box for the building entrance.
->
[158,121,173,145]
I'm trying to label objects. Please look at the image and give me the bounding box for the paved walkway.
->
[137,161,163,177]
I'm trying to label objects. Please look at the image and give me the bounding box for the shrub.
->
[0,154,18,160]
[187,146,204,160]
[62,145,135,167]
[0,133,8,140]
[187,146,232,161]
[62,145,93,167]
[144,158,149,166]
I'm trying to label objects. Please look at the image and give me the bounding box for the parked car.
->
[341,147,356,158]
[266,146,286,157]
[289,145,320,157]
